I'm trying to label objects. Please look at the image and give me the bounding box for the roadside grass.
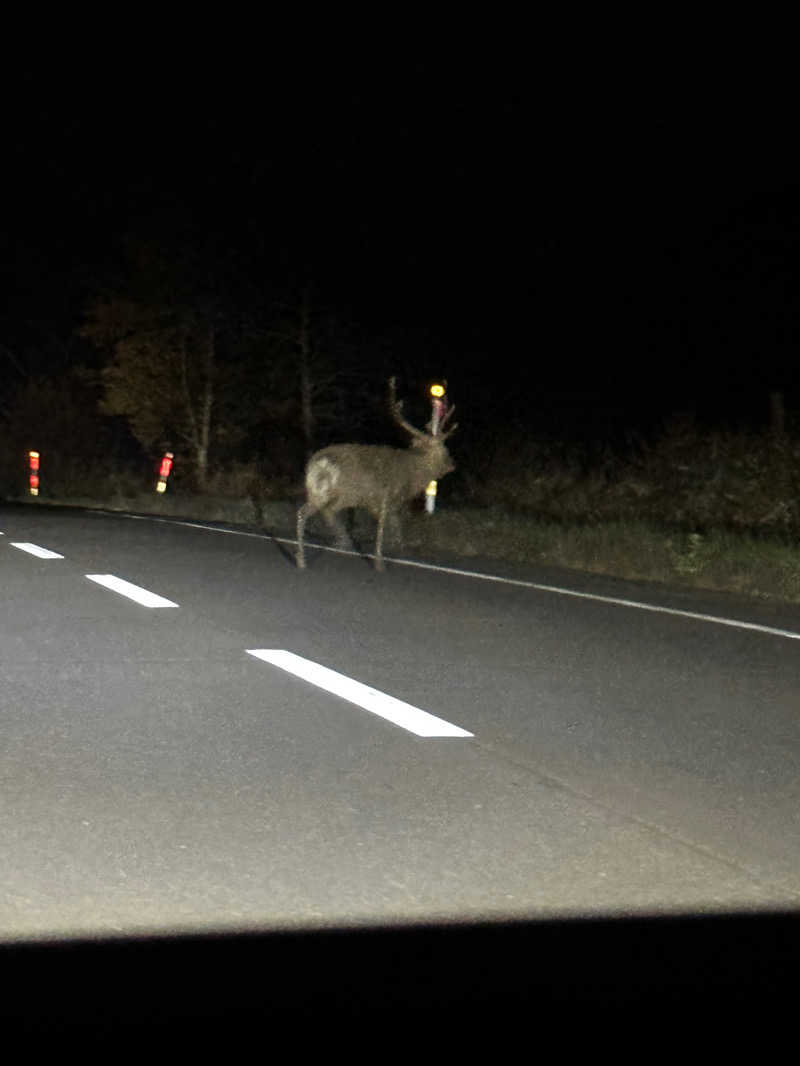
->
[393,510,800,603]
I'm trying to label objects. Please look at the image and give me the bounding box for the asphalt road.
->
[2,501,799,940]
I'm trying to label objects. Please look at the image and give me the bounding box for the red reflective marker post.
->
[28,451,40,496]
[156,452,174,494]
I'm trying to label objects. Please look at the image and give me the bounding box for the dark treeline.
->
[2,200,800,505]
[3,58,800,505]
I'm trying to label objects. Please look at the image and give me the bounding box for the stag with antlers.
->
[296,378,457,571]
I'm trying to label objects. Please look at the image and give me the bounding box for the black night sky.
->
[3,45,800,457]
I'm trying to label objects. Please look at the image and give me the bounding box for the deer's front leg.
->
[390,509,404,552]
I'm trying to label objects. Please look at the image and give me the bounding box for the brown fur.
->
[296,384,456,571]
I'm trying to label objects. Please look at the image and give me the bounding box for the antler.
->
[388,376,427,440]
[388,376,458,439]
[431,400,457,439]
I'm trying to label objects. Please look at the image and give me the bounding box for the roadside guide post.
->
[28,451,40,496]
[156,451,174,494]
[425,383,446,515]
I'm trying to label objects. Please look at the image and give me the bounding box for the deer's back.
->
[306,443,439,509]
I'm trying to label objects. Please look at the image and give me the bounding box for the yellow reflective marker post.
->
[426,384,446,514]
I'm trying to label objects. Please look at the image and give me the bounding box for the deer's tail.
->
[306,454,340,504]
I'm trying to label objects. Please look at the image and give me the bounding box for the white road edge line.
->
[86,574,179,608]
[247,649,474,738]
[117,513,800,642]
[386,559,800,642]
[10,542,64,559]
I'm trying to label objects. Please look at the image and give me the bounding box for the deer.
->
[296,377,457,571]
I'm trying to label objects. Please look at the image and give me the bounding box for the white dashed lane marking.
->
[247,649,474,738]
[10,542,64,559]
[85,574,179,608]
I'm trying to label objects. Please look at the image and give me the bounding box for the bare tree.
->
[263,284,375,461]
[296,378,457,571]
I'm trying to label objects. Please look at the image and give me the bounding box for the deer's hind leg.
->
[320,506,354,552]
[296,502,315,568]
